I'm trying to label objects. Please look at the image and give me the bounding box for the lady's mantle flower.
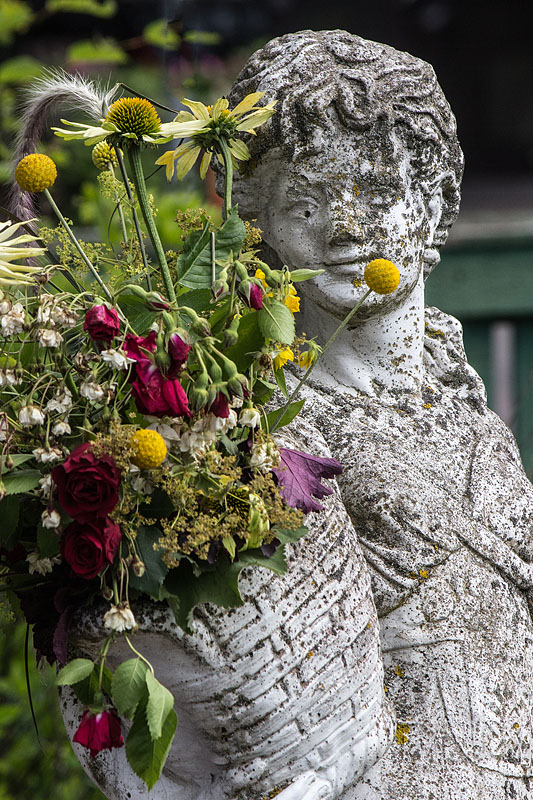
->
[19,405,45,427]
[0,220,47,286]
[103,603,137,633]
[73,709,124,759]
[156,92,277,181]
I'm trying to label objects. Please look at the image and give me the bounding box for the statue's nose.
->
[328,207,365,246]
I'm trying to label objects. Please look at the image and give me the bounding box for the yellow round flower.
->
[106,97,161,137]
[130,429,167,469]
[15,153,57,193]
[364,259,400,295]
[92,141,119,170]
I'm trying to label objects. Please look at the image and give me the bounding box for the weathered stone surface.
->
[61,29,533,799]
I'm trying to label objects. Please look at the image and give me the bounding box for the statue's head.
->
[224,30,464,319]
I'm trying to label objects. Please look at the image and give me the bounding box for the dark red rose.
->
[167,331,191,376]
[60,517,121,579]
[51,443,121,522]
[83,305,120,342]
[209,391,230,418]
[131,360,190,418]
[124,331,156,363]
[73,709,124,758]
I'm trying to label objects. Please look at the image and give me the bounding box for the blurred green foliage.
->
[0,622,105,800]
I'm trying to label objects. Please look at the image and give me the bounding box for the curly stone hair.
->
[222,29,464,277]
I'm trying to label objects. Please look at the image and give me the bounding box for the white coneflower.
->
[19,405,45,426]
[103,603,137,633]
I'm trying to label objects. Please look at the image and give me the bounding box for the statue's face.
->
[257,131,437,320]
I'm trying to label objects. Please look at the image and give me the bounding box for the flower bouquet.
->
[0,73,400,788]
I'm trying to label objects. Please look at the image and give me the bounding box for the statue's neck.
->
[298,279,425,397]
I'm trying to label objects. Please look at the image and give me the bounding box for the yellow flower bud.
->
[92,141,119,170]
[15,153,57,193]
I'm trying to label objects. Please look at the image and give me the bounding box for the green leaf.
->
[1,454,33,471]
[66,37,127,65]
[252,378,276,405]
[183,30,221,45]
[139,490,174,520]
[289,268,325,282]
[0,56,42,85]
[177,208,246,289]
[37,525,60,558]
[257,300,295,345]
[0,496,20,545]
[45,0,117,16]
[3,470,41,495]
[57,658,95,686]
[118,294,157,334]
[125,693,177,790]
[263,399,305,431]
[128,526,168,598]
[0,0,33,46]
[143,18,180,50]
[175,288,211,313]
[273,366,288,399]
[145,671,174,740]
[111,658,147,719]
[272,525,308,546]
[224,311,263,372]
[72,667,100,706]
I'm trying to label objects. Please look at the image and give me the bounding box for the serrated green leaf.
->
[57,658,95,686]
[118,295,157,335]
[252,378,276,405]
[72,667,100,706]
[0,496,19,546]
[289,268,325,282]
[272,525,308,546]
[2,470,41,495]
[145,671,174,740]
[224,311,263,372]
[257,300,295,345]
[177,208,246,289]
[125,693,177,790]
[111,658,147,719]
[128,526,168,598]
[263,399,305,431]
[1,454,33,471]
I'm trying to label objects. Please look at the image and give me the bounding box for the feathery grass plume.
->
[9,70,119,224]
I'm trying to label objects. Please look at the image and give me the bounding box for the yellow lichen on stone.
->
[394,665,405,677]
[395,723,410,745]
[419,569,429,579]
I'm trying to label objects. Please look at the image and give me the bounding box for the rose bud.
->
[238,279,263,310]
[83,305,120,343]
[209,391,230,419]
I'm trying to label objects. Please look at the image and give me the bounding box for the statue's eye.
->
[287,202,316,220]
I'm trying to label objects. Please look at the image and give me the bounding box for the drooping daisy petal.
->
[174,110,196,123]
[175,145,201,180]
[180,98,210,120]
[230,91,266,117]
[0,219,38,242]
[236,107,276,131]
[159,119,210,137]
[211,97,229,120]
[155,141,195,181]
[199,150,213,179]
[229,138,250,161]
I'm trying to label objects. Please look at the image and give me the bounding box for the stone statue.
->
[61,30,533,800]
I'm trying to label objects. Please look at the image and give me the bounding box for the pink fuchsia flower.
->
[131,360,190,418]
[73,709,124,759]
[83,305,120,342]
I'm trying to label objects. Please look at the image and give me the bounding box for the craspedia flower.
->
[15,154,57,193]
[364,259,400,295]
[92,141,119,170]
[105,97,161,137]
[130,429,167,469]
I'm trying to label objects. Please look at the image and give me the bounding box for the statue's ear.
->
[425,186,443,245]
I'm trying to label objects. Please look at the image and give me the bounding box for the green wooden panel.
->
[462,321,492,401]
[426,239,533,318]
[514,319,533,477]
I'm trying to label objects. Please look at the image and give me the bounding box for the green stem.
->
[98,637,112,691]
[44,189,113,302]
[108,163,128,244]
[127,145,176,303]
[218,139,233,220]
[124,634,154,674]
[270,288,373,432]
[114,147,151,290]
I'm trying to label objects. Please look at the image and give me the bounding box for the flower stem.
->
[270,288,373,432]
[108,163,128,244]
[127,145,176,303]
[44,189,113,303]
[114,147,151,290]
[124,634,154,674]
[218,139,233,220]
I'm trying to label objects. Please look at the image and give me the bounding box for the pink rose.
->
[83,305,120,342]
[51,443,121,522]
[123,331,157,363]
[131,360,190,418]
[73,709,124,758]
[60,517,121,579]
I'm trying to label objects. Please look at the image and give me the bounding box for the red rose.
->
[209,391,230,418]
[51,443,121,522]
[131,360,190,418]
[123,331,156,363]
[73,709,124,758]
[60,517,121,579]
[83,305,120,342]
